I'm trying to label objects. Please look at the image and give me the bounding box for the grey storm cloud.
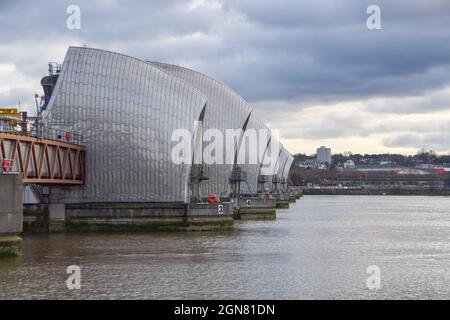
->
[1,0,450,102]
[0,0,449,153]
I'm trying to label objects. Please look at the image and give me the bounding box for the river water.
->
[1,195,449,299]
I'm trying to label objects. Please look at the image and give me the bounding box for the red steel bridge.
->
[0,132,85,185]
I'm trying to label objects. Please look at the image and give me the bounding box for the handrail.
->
[31,126,84,145]
[0,126,84,145]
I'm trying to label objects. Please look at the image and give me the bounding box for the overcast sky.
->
[1,0,449,155]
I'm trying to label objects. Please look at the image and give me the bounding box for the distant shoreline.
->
[301,189,450,196]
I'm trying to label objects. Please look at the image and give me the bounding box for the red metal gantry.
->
[0,132,85,185]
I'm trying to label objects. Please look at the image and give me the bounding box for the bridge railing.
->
[0,123,84,146]
[31,126,84,145]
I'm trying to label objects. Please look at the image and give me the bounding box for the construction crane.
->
[0,108,20,117]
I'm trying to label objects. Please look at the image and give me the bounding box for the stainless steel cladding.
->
[282,155,294,182]
[42,47,293,203]
[239,115,272,194]
[43,47,207,203]
[149,62,253,198]
[276,147,290,182]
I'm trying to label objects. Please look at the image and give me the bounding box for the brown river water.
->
[1,195,449,299]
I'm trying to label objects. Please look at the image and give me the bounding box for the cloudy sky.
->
[1,0,449,155]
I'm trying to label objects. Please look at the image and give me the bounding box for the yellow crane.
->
[0,108,21,129]
[0,108,20,116]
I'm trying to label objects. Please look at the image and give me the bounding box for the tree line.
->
[294,149,450,167]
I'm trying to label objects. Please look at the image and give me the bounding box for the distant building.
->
[343,160,356,169]
[297,159,317,168]
[316,146,332,164]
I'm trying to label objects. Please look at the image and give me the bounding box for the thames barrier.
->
[0,47,301,255]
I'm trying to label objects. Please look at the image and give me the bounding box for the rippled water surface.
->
[1,195,449,299]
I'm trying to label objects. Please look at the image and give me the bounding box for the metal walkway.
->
[0,132,85,185]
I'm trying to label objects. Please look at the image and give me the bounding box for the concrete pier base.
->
[234,196,277,220]
[49,204,66,233]
[23,204,49,233]
[290,190,302,200]
[0,174,23,258]
[186,202,234,231]
[50,202,235,232]
[274,193,290,209]
[235,207,276,220]
[276,200,289,209]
